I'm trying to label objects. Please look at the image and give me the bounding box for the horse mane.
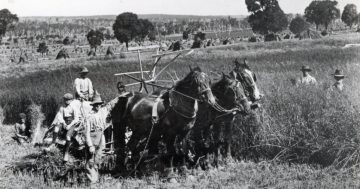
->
[174,67,209,92]
[212,74,246,100]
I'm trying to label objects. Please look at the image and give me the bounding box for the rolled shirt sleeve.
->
[88,78,94,99]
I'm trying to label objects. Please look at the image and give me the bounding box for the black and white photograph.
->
[1,0,360,188]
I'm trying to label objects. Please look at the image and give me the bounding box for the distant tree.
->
[86,29,104,53]
[137,19,155,41]
[56,48,70,60]
[245,0,288,35]
[305,0,340,30]
[290,16,310,35]
[63,36,71,45]
[0,9,19,42]
[342,4,358,28]
[113,12,155,50]
[37,42,49,57]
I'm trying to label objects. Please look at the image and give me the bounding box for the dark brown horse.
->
[112,67,216,175]
[191,73,250,167]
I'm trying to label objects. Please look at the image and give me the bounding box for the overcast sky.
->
[2,0,360,17]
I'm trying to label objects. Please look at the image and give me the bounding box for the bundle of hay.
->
[26,102,46,145]
[248,36,257,42]
[106,46,114,56]
[172,41,183,51]
[87,49,96,57]
[56,49,70,60]
[264,34,282,42]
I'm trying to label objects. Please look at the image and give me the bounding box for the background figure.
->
[332,69,345,91]
[13,113,29,145]
[298,66,317,85]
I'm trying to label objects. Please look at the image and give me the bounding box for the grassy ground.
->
[2,125,360,189]
[1,33,360,188]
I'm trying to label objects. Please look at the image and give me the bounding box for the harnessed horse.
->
[192,61,262,168]
[112,67,216,175]
[192,73,250,167]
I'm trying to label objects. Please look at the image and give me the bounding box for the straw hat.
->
[91,93,103,105]
[332,69,345,79]
[300,66,312,72]
[79,67,89,73]
[63,93,74,100]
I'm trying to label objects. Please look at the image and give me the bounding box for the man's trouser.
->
[85,131,105,183]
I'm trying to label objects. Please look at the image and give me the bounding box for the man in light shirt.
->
[298,66,317,85]
[74,67,94,101]
[47,93,80,161]
[84,93,119,183]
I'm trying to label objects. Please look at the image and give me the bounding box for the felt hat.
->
[79,67,89,73]
[63,93,74,100]
[19,113,26,119]
[91,93,103,105]
[332,69,345,78]
[300,66,312,72]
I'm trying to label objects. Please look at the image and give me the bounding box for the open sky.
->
[2,0,360,17]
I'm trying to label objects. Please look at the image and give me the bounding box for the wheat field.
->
[1,33,360,188]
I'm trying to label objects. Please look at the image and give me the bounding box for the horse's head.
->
[213,73,250,110]
[175,66,216,105]
[232,59,262,102]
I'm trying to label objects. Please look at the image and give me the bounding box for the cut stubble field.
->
[1,33,360,188]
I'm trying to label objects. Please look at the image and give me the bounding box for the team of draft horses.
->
[15,58,262,183]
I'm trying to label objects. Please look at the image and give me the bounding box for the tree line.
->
[245,0,359,36]
[1,0,360,52]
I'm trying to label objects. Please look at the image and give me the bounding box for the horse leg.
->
[112,121,126,176]
[224,119,234,160]
[163,134,176,178]
[212,122,222,167]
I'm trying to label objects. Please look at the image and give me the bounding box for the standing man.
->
[74,67,94,101]
[332,69,345,91]
[298,66,317,85]
[84,93,119,183]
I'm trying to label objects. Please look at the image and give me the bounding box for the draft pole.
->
[137,50,145,92]
[152,48,160,91]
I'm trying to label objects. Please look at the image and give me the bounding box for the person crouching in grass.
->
[13,113,29,144]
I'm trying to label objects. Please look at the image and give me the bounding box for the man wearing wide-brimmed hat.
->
[74,67,94,101]
[332,69,345,91]
[298,66,317,85]
[84,92,119,183]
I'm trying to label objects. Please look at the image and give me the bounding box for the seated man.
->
[74,67,94,101]
[13,113,29,145]
[48,93,80,161]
